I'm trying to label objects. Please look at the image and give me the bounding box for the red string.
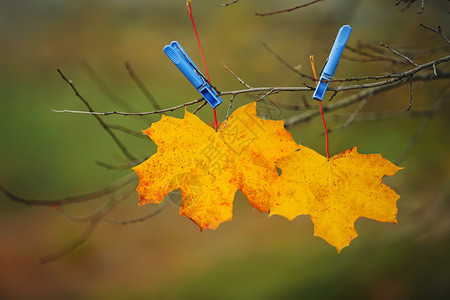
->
[310,56,330,161]
[187,1,218,130]
[213,108,218,130]
[319,101,330,160]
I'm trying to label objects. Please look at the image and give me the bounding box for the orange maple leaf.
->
[132,102,298,230]
[270,145,402,252]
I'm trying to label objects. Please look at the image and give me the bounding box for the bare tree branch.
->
[261,42,315,81]
[1,173,135,206]
[395,0,424,12]
[192,100,208,114]
[104,197,168,225]
[335,54,450,82]
[40,188,133,264]
[329,99,448,123]
[41,215,98,264]
[255,0,323,16]
[219,94,237,132]
[96,160,144,170]
[395,97,448,164]
[54,97,204,116]
[57,69,139,161]
[379,42,419,66]
[269,97,317,111]
[125,61,162,110]
[345,44,407,65]
[406,75,413,111]
[419,0,425,14]
[54,54,450,117]
[80,61,141,115]
[283,72,449,128]
[218,0,239,7]
[221,61,252,88]
[330,97,370,133]
[106,124,147,138]
[420,24,450,44]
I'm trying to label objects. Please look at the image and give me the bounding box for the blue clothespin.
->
[164,41,222,109]
[313,25,352,101]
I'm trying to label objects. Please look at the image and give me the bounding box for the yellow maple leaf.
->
[270,145,402,252]
[132,102,298,230]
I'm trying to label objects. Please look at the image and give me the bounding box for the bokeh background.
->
[0,0,449,299]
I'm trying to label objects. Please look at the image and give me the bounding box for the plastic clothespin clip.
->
[164,41,222,109]
[312,25,352,101]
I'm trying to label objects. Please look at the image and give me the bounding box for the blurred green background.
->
[0,0,449,299]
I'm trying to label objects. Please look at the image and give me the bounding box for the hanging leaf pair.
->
[132,102,402,251]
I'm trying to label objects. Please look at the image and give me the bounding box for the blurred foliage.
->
[0,0,449,299]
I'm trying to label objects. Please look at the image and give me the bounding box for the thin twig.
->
[379,42,419,66]
[192,100,207,114]
[261,42,315,81]
[57,69,139,162]
[395,97,448,164]
[340,54,391,63]
[125,61,161,110]
[80,62,152,126]
[41,216,98,264]
[256,90,275,102]
[54,97,204,116]
[267,99,318,111]
[329,104,446,123]
[332,72,408,82]
[328,90,339,101]
[396,118,430,164]
[345,45,407,65]
[80,61,141,115]
[40,188,133,264]
[419,24,450,44]
[406,75,413,111]
[432,63,437,77]
[220,94,237,132]
[335,54,450,83]
[284,72,449,128]
[218,0,239,7]
[56,192,125,224]
[104,197,168,225]
[255,0,323,16]
[335,56,449,90]
[106,124,147,138]
[96,160,143,170]
[395,0,417,11]
[221,61,251,88]
[342,97,370,129]
[222,86,311,95]
[418,0,425,14]
[324,97,370,135]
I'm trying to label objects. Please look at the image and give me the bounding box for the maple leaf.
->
[270,145,402,252]
[132,102,298,230]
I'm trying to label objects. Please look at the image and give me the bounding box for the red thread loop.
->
[187,1,218,130]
